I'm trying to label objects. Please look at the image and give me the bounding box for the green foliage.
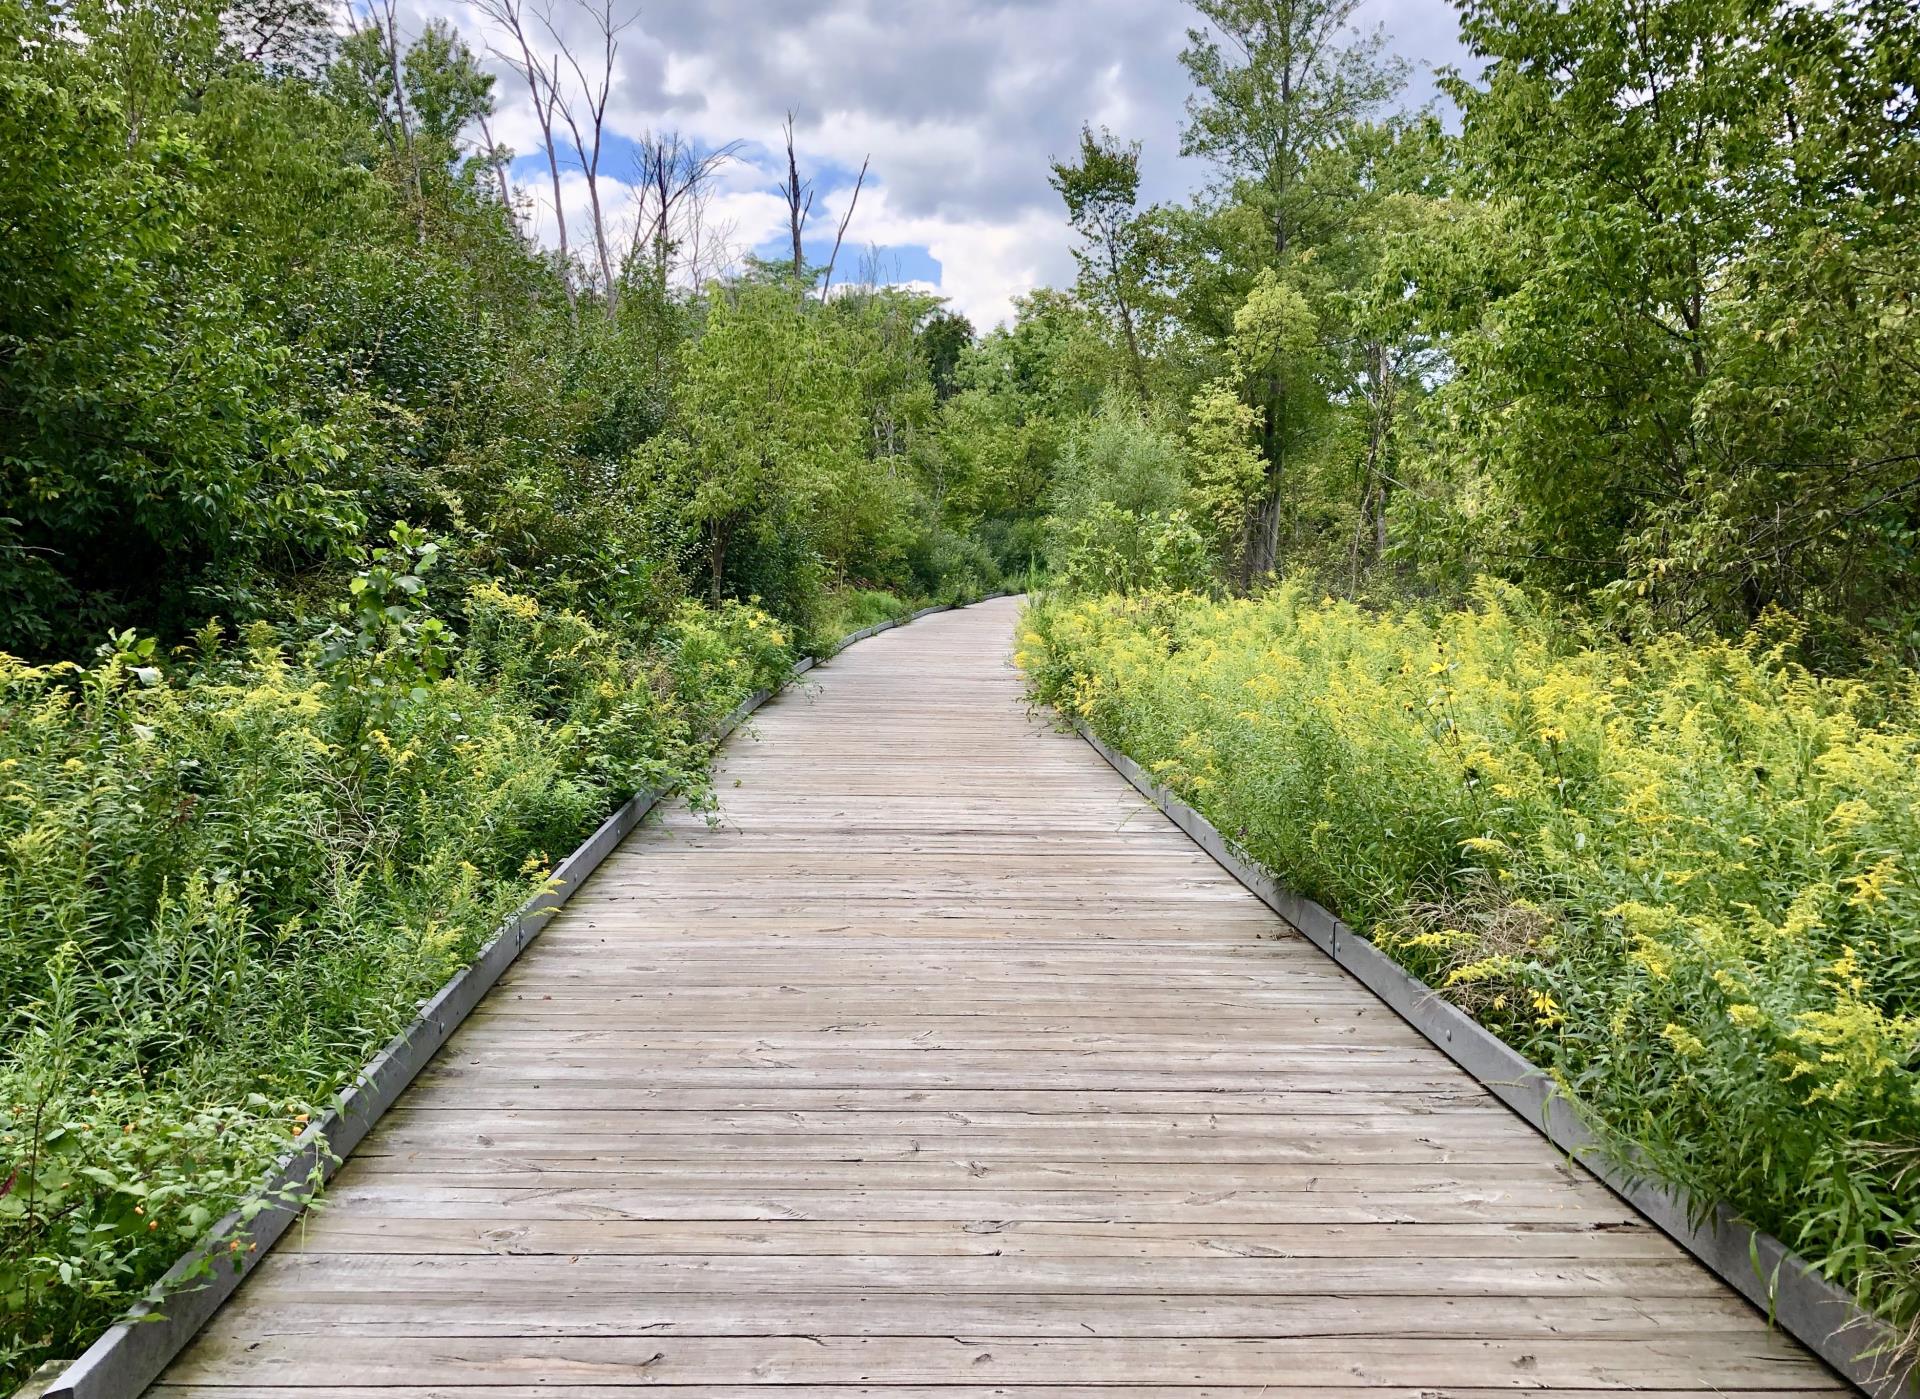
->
[1050,504,1213,597]
[1048,396,1189,526]
[1038,0,1918,666]
[1435,0,1920,658]
[1042,398,1213,594]
[0,585,794,1381]
[1179,0,1408,248]
[1021,584,1920,1350]
[0,29,367,652]
[645,282,843,607]
[319,524,456,723]
[910,290,1126,583]
[1184,382,1266,562]
[1050,125,1158,399]
[818,587,913,638]
[917,310,975,401]
[0,0,997,655]
[641,283,956,628]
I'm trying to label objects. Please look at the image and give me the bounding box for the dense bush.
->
[1020,583,1920,1351]
[0,577,792,1379]
[1048,503,1213,597]
[818,587,915,638]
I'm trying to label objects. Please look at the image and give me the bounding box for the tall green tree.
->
[1445,0,1920,656]
[1050,125,1157,402]
[1175,0,1407,579]
[1180,0,1407,259]
[646,284,862,615]
[917,309,975,402]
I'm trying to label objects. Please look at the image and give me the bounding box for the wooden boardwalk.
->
[152,597,1844,1395]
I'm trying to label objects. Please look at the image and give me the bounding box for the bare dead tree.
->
[475,112,517,228]
[475,0,575,313]
[542,0,630,319]
[627,132,741,282]
[817,154,869,303]
[683,193,740,287]
[592,130,741,293]
[777,112,813,284]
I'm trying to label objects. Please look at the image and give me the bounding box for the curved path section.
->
[152,596,1842,1395]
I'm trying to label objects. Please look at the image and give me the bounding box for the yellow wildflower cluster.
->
[1015,579,1920,1331]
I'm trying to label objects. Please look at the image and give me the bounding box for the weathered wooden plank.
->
[343,1133,1558,1165]
[158,1334,1838,1388]
[149,1389,1852,1399]
[370,1105,1531,1130]
[271,1218,1682,1259]
[323,1157,1620,1192]
[311,1185,1640,1225]
[162,1290,1771,1338]
[362,1086,1500,1113]
[405,1065,1477,1092]
[210,1250,1756,1296]
[438,1025,1439,1048]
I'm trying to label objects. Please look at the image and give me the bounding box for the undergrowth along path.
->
[148,596,1844,1395]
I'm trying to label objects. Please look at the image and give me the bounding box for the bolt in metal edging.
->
[34,591,1014,1399]
[1068,713,1914,1399]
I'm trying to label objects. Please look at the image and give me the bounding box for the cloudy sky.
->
[411,0,1473,326]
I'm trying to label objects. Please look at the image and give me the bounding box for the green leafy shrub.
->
[1051,503,1212,596]
[906,527,1004,607]
[819,588,914,639]
[1019,582,1920,1355]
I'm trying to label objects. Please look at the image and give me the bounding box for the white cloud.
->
[410,0,1471,325]
[820,182,1071,327]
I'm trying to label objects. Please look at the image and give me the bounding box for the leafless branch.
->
[541,0,632,318]
[818,154,869,303]
[474,0,577,312]
[778,111,814,283]
[627,132,741,283]
[475,112,517,230]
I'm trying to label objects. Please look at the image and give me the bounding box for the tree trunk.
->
[478,114,516,227]
[1247,489,1283,585]
[546,152,574,310]
[585,169,618,317]
[379,4,426,245]
[782,114,810,285]
[1358,340,1396,571]
[709,520,730,606]
[1239,372,1286,590]
[1118,298,1150,405]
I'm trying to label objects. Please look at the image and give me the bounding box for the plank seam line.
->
[32,594,1015,1399]
[1067,714,1913,1399]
